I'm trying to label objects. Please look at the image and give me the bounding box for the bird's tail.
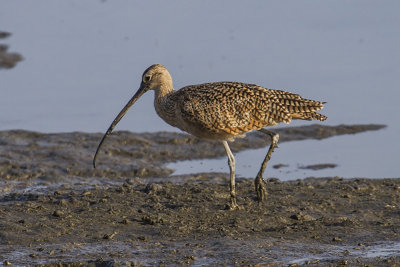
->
[291,111,327,121]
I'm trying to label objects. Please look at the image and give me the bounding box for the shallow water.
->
[169,129,399,180]
[287,241,400,265]
[1,1,399,177]
[2,240,399,266]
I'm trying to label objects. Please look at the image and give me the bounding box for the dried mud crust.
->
[1,177,400,266]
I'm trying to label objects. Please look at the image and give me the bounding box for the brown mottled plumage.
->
[94,64,327,209]
[166,81,326,140]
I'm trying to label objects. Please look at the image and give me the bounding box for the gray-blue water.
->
[1,0,399,179]
[2,240,400,266]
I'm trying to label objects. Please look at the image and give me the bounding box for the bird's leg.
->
[222,141,238,209]
[255,129,280,202]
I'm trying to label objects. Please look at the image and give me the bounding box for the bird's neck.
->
[154,84,178,127]
[154,83,174,100]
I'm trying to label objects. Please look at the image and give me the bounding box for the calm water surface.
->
[1,0,399,179]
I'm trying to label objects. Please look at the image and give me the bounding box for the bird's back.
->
[168,82,326,140]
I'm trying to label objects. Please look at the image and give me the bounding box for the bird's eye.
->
[143,75,152,83]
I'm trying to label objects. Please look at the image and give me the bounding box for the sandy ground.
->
[1,124,400,266]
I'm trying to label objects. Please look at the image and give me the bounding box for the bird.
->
[93,64,327,209]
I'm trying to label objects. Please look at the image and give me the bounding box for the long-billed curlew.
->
[93,64,327,209]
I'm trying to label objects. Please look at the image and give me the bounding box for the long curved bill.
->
[93,84,146,168]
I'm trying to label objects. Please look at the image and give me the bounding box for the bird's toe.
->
[255,175,268,202]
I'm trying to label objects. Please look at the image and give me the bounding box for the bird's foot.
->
[225,196,241,210]
[255,174,268,202]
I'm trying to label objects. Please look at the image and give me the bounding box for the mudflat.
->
[1,124,399,266]
[0,32,23,70]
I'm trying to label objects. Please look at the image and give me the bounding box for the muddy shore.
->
[1,124,399,266]
[0,32,23,70]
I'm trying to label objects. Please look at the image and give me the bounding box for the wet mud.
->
[0,124,386,182]
[1,124,399,266]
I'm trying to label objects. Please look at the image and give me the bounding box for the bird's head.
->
[93,63,171,168]
[139,64,173,93]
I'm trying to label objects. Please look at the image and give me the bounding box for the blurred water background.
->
[1,1,399,180]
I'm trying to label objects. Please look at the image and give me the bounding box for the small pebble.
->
[103,232,117,240]
[57,199,68,206]
[52,210,64,217]
[144,183,163,194]
[82,191,91,196]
